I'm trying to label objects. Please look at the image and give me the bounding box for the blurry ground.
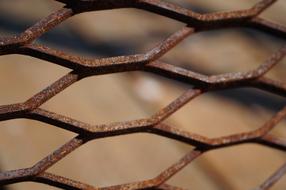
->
[0,0,286,189]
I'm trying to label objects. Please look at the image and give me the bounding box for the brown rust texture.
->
[0,0,286,189]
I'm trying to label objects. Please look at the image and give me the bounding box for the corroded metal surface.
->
[0,0,286,189]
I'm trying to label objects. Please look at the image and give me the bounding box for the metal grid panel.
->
[0,0,286,189]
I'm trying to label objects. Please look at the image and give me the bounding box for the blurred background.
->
[0,0,286,189]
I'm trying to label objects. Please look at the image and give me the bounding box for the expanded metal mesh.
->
[0,0,286,189]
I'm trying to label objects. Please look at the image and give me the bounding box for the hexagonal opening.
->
[164,87,286,138]
[0,0,63,36]
[0,119,75,171]
[0,55,70,105]
[47,133,191,188]
[40,71,186,124]
[161,27,283,76]
[168,144,286,189]
[35,7,184,58]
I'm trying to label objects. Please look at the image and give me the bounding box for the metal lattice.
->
[0,0,286,189]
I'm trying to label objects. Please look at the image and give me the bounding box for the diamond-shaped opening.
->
[161,27,283,75]
[0,55,70,105]
[41,71,186,124]
[164,87,286,138]
[47,133,190,188]
[0,119,75,171]
[166,0,259,13]
[36,8,184,58]
[168,144,286,189]
[6,182,60,190]
[0,0,63,36]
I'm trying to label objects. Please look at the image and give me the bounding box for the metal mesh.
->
[0,0,286,189]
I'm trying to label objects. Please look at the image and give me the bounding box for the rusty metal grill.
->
[0,0,286,189]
